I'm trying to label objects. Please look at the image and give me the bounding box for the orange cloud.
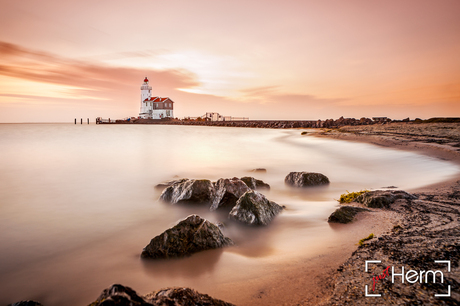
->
[0,41,199,103]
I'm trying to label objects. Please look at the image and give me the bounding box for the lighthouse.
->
[139,77,174,119]
[139,77,152,117]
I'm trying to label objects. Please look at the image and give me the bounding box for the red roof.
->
[144,77,149,82]
[144,96,174,103]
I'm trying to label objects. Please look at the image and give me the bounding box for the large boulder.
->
[285,172,330,187]
[355,190,416,208]
[160,179,215,204]
[240,176,270,190]
[141,215,234,259]
[210,177,250,211]
[88,284,151,306]
[88,284,235,306]
[229,190,283,226]
[145,287,235,306]
[327,206,370,223]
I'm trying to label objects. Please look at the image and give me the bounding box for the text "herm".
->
[391,266,443,284]
[365,260,451,297]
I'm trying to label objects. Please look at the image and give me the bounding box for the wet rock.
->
[229,190,283,226]
[144,287,235,306]
[328,206,370,223]
[160,179,215,204]
[285,172,330,187]
[210,177,250,211]
[88,284,151,306]
[8,302,43,306]
[89,284,235,306]
[141,215,233,259]
[240,176,270,190]
[355,190,416,208]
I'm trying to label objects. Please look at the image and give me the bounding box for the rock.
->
[240,176,270,190]
[154,178,187,190]
[284,172,330,187]
[160,179,215,204]
[327,206,370,223]
[210,177,250,211]
[144,287,235,306]
[8,302,43,306]
[250,168,267,173]
[229,190,283,226]
[89,284,235,306]
[88,284,151,306]
[141,215,233,259]
[355,190,416,208]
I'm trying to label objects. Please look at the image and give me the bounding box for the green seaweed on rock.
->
[358,233,374,246]
[338,190,369,203]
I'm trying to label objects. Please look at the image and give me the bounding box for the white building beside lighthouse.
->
[139,77,174,119]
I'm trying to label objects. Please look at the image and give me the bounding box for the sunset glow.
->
[0,0,459,122]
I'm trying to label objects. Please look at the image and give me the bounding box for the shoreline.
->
[309,123,460,304]
[198,122,460,305]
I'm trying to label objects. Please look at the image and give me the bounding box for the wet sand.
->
[306,122,460,305]
[208,123,460,305]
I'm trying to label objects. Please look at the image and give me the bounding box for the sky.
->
[0,0,459,122]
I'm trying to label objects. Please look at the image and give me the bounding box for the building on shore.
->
[139,77,174,119]
[204,112,248,121]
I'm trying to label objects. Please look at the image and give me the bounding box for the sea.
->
[0,123,458,305]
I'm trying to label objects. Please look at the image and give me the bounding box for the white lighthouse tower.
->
[139,77,152,118]
[138,77,174,119]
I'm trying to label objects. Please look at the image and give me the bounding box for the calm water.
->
[0,123,458,305]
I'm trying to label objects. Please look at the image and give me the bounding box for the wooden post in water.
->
[81,118,82,124]
[74,118,76,124]
[87,118,89,124]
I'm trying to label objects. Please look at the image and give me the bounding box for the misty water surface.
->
[0,123,458,305]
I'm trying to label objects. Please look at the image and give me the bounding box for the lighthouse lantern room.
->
[139,77,174,119]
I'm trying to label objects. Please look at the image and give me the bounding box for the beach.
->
[311,122,460,304]
[213,122,460,305]
[1,122,459,305]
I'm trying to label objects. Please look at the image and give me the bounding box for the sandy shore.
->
[304,122,460,305]
[188,122,460,306]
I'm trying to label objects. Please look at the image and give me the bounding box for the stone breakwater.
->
[111,116,377,128]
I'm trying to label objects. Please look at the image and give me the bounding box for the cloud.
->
[0,41,200,104]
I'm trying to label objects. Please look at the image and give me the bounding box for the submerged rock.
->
[284,172,330,187]
[250,168,267,173]
[141,215,233,259]
[210,177,250,211]
[229,190,283,226]
[241,176,270,190]
[355,190,416,208]
[145,287,235,306]
[328,206,370,223]
[89,284,235,306]
[154,178,187,190]
[8,302,43,306]
[160,179,215,204]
